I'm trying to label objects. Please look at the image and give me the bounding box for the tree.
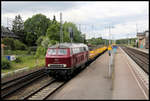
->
[2,38,15,50]
[12,15,25,43]
[46,21,85,43]
[36,36,45,46]
[24,14,51,46]
[46,22,60,41]
[63,22,84,43]
[2,38,27,50]
[116,38,137,46]
[52,15,56,24]
[87,37,106,46]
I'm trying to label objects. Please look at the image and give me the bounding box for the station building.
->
[137,30,149,49]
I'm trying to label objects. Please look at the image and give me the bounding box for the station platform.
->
[112,47,148,99]
[47,47,148,100]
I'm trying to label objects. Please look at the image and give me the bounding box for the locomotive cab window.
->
[80,47,84,52]
[47,49,57,55]
[58,49,67,55]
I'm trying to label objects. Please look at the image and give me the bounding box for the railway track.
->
[120,46,149,74]
[2,48,107,100]
[1,66,84,100]
[1,68,47,99]
[23,79,66,100]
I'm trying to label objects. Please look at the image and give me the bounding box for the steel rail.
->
[22,78,56,100]
[1,69,45,90]
[1,68,45,86]
[121,46,149,74]
[2,48,108,100]
[25,80,66,100]
[1,72,47,98]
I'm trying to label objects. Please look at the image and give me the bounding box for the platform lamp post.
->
[136,23,139,48]
[104,26,107,46]
[99,33,102,45]
[108,25,111,45]
[127,33,129,45]
[105,25,114,45]
[105,25,114,78]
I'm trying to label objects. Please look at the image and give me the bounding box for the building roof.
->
[1,26,19,38]
[1,26,12,33]
[137,30,149,38]
[137,32,145,36]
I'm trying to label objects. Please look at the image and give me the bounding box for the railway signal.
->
[68,27,73,43]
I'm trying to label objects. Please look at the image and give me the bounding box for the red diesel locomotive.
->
[45,43,89,79]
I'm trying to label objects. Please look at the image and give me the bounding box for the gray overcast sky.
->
[1,1,149,39]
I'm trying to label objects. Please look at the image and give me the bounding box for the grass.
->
[2,54,45,74]
[4,50,35,56]
[4,50,28,55]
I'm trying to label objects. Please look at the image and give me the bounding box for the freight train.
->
[45,43,107,80]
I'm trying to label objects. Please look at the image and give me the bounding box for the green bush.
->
[2,38,27,50]
[31,51,35,55]
[41,37,50,48]
[14,40,27,50]
[2,38,15,50]
[35,46,46,58]
[1,57,11,69]
[27,48,32,54]
[14,57,22,63]
[36,36,44,46]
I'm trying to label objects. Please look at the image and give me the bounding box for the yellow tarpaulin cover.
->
[108,45,112,50]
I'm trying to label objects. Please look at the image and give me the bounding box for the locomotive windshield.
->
[58,49,67,55]
[47,48,67,55]
[47,49,57,55]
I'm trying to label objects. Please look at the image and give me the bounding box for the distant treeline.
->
[116,38,137,46]
[5,14,85,47]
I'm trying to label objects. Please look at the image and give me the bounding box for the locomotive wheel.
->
[67,71,72,80]
[81,64,85,69]
[64,75,68,81]
[54,74,60,80]
[49,73,52,77]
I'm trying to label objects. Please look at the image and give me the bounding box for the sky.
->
[1,1,149,40]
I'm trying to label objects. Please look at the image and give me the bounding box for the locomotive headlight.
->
[48,64,51,67]
[63,64,67,67]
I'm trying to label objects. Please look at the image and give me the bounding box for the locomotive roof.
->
[49,43,88,49]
